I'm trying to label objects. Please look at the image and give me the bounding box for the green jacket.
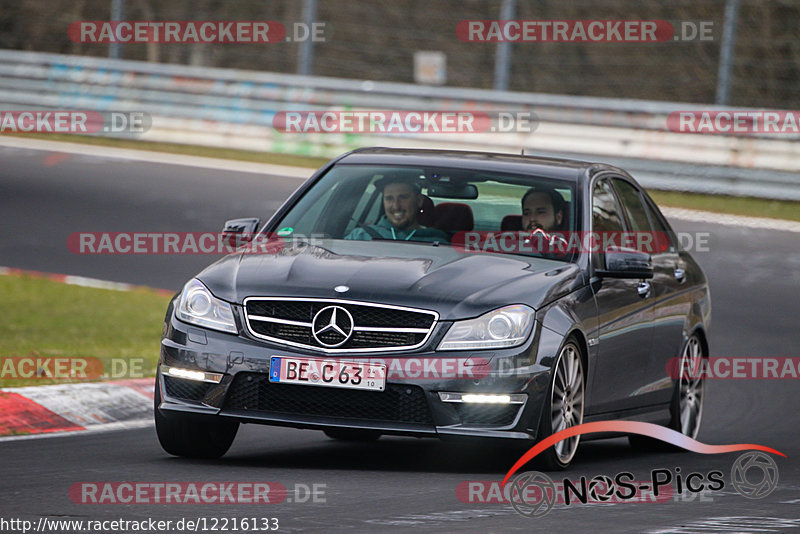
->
[345,216,448,243]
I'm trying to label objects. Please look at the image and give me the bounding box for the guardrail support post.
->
[297,0,318,75]
[493,0,517,91]
[109,0,125,59]
[715,0,741,105]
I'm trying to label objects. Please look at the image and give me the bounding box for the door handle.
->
[637,281,650,298]
[674,268,686,282]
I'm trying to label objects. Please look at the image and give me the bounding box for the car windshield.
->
[270,164,578,261]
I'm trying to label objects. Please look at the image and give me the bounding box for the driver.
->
[521,187,566,233]
[520,186,569,254]
[345,175,448,242]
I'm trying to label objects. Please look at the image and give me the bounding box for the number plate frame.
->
[269,356,386,392]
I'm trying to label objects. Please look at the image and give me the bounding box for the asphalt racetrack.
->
[2,142,800,533]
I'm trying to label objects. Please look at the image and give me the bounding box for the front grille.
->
[244,298,437,352]
[453,404,521,427]
[224,372,434,425]
[164,376,214,402]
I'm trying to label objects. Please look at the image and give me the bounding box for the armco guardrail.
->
[0,49,798,200]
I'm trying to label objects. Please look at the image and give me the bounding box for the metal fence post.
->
[715,0,741,105]
[109,0,125,59]
[297,0,318,75]
[493,0,516,91]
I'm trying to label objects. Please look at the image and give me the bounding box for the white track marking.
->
[0,419,154,443]
[661,207,800,233]
[0,135,312,178]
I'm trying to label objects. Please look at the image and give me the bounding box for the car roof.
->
[335,147,603,183]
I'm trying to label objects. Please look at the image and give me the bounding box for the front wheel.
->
[535,338,585,470]
[154,379,239,458]
[629,334,705,451]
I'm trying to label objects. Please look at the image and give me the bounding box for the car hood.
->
[197,240,584,320]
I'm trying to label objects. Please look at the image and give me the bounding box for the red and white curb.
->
[0,267,167,441]
[0,379,154,441]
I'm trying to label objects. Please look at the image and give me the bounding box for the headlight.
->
[437,305,535,351]
[175,279,237,334]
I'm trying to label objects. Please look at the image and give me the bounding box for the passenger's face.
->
[522,192,562,232]
[383,183,421,230]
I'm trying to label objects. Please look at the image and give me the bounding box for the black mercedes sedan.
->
[155,148,710,469]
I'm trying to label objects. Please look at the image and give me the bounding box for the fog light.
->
[163,365,223,384]
[438,392,526,404]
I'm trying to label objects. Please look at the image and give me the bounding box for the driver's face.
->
[522,192,562,232]
[383,182,421,230]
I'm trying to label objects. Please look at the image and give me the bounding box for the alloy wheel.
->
[678,336,705,439]
[550,342,585,464]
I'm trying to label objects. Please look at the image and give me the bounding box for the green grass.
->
[0,275,170,388]
[4,132,799,221]
[649,190,800,222]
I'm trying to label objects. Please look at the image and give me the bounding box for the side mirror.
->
[596,246,653,279]
[222,217,261,246]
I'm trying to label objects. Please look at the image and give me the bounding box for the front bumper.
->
[157,308,553,441]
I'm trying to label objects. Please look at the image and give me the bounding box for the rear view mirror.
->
[597,247,653,279]
[427,183,478,200]
[222,217,260,246]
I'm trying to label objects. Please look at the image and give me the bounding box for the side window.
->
[612,179,651,232]
[592,179,624,233]
[642,196,677,253]
[592,179,624,269]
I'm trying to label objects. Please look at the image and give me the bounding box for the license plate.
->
[269,356,386,392]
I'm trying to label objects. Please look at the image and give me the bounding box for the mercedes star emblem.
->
[312,306,354,348]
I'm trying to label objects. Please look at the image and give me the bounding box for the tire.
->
[154,379,239,458]
[534,338,585,471]
[629,334,705,451]
[324,428,381,442]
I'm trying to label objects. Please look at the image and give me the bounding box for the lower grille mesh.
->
[164,376,214,402]
[224,372,434,425]
[453,404,520,427]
